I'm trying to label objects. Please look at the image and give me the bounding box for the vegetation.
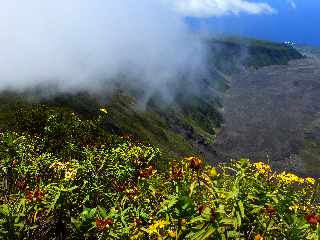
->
[0,106,319,239]
[0,89,222,168]
[208,36,303,74]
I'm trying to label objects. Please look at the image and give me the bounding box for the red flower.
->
[139,165,155,179]
[305,214,319,225]
[96,218,113,231]
[33,187,45,201]
[112,181,125,192]
[264,205,276,217]
[26,191,33,202]
[134,218,143,227]
[11,160,18,168]
[126,187,140,199]
[35,175,41,183]
[198,205,206,214]
[170,162,183,180]
[189,157,203,171]
[210,208,217,224]
[16,179,27,191]
[26,187,45,202]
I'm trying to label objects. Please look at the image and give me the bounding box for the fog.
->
[0,1,204,96]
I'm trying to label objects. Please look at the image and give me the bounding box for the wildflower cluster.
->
[0,106,319,239]
[146,219,168,235]
[305,214,320,225]
[96,218,113,231]
[277,171,305,184]
[50,161,78,181]
[306,177,316,185]
[254,161,272,175]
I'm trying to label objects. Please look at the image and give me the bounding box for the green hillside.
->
[208,36,303,74]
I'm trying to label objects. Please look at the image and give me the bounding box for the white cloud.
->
[163,0,276,17]
[0,0,277,95]
[287,0,296,9]
[0,0,204,94]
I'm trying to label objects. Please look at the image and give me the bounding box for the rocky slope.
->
[214,56,320,176]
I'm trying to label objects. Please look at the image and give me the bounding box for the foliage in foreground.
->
[0,106,319,239]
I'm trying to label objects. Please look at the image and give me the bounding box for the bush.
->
[0,106,319,239]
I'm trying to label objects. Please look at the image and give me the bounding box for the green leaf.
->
[97,206,107,218]
[89,208,97,218]
[48,191,61,213]
[14,223,25,228]
[0,205,10,216]
[189,216,206,224]
[227,230,239,238]
[67,185,79,192]
[157,195,179,214]
[238,200,245,218]
[220,218,236,226]
[187,225,216,240]
[200,226,216,240]
[251,205,263,214]
[236,211,241,227]
[267,219,275,231]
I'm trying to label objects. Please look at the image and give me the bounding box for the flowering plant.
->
[0,106,319,239]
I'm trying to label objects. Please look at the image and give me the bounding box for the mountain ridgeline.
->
[208,37,303,73]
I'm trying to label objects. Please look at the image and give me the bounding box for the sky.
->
[185,0,320,46]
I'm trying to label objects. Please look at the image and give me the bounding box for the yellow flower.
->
[49,162,66,170]
[155,219,167,229]
[180,219,187,225]
[206,165,218,177]
[99,108,108,114]
[255,234,264,240]
[289,203,299,212]
[65,168,77,181]
[277,172,304,184]
[146,223,158,235]
[254,162,272,175]
[305,177,316,185]
[168,230,177,238]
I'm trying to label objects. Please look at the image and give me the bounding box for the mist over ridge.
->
[0,1,205,95]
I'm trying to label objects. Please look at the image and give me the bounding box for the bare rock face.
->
[214,58,320,176]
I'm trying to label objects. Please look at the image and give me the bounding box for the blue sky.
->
[187,0,320,46]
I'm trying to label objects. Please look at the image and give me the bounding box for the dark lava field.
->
[214,57,320,176]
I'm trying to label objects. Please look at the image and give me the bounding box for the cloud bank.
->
[0,0,275,94]
[0,0,205,93]
[165,0,275,17]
